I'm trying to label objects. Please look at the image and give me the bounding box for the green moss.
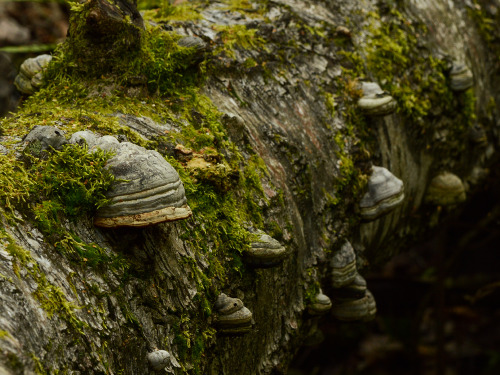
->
[0,330,11,339]
[362,10,453,123]
[304,267,320,303]
[7,143,130,271]
[214,24,267,59]
[31,353,48,375]
[29,144,115,217]
[0,153,33,220]
[323,91,336,120]
[139,0,204,22]
[172,314,216,374]
[467,0,496,46]
[2,230,86,333]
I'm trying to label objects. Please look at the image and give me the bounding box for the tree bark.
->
[1,0,500,374]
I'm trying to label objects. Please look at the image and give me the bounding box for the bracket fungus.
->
[330,240,357,289]
[357,81,397,116]
[14,54,52,95]
[307,289,332,316]
[23,125,67,152]
[449,62,473,91]
[69,131,192,227]
[359,166,404,221]
[147,349,171,371]
[331,290,377,322]
[425,171,466,206]
[332,273,367,301]
[330,241,357,288]
[244,230,288,268]
[214,293,253,334]
[469,123,487,147]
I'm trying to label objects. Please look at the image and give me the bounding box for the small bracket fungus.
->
[359,166,404,221]
[147,349,171,371]
[244,230,288,268]
[23,125,67,152]
[425,171,466,206]
[331,290,377,322]
[14,54,52,95]
[357,81,397,116]
[449,63,473,91]
[469,123,487,147]
[307,289,332,316]
[69,131,192,227]
[330,240,357,289]
[214,293,253,334]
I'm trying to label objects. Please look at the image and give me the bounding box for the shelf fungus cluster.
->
[14,54,52,95]
[449,62,474,91]
[359,166,404,221]
[69,131,192,228]
[214,293,253,334]
[357,81,397,116]
[146,349,171,372]
[330,241,377,321]
[425,171,466,206]
[243,230,288,268]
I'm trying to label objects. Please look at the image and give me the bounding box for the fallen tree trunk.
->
[1,0,499,373]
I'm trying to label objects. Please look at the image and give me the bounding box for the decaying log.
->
[1,0,500,374]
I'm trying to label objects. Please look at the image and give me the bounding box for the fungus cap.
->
[215,293,253,334]
[450,63,473,91]
[331,290,377,322]
[24,125,67,151]
[308,289,332,315]
[425,171,466,206]
[147,349,170,371]
[244,231,288,268]
[330,240,357,288]
[15,54,52,94]
[359,166,404,221]
[94,142,192,227]
[357,81,397,116]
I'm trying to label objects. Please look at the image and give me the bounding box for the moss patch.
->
[1,229,86,333]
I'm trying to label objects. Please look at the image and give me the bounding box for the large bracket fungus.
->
[69,131,192,228]
[359,166,405,221]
